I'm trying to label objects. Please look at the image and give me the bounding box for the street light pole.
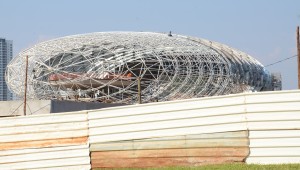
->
[23,55,28,116]
[137,77,141,104]
[297,26,300,89]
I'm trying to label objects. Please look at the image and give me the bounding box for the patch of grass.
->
[93,163,300,170]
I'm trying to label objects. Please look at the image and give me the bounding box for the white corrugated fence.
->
[1,90,300,169]
[0,111,90,170]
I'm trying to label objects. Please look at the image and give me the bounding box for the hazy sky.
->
[1,0,300,89]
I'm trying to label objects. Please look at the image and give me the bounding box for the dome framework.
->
[6,32,272,103]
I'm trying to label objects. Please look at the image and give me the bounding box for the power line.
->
[265,55,297,67]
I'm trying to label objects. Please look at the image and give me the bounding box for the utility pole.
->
[137,77,141,104]
[23,55,28,116]
[297,26,300,89]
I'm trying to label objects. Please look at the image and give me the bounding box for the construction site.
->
[5,32,281,105]
[0,29,299,169]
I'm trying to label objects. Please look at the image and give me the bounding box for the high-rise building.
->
[0,38,13,101]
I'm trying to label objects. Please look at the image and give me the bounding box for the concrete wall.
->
[0,100,125,117]
[50,100,126,113]
[0,100,51,117]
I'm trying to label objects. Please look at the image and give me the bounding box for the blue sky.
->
[1,0,300,89]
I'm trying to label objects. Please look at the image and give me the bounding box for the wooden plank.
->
[0,136,88,150]
[90,138,249,151]
[89,122,247,143]
[91,147,249,158]
[91,156,246,168]
[0,129,88,143]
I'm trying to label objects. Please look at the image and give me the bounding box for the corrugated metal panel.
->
[90,122,247,143]
[0,145,89,164]
[246,102,300,113]
[249,130,300,138]
[90,131,248,151]
[91,138,248,151]
[247,130,300,164]
[91,157,246,168]
[250,138,300,147]
[89,94,245,119]
[244,90,300,164]
[89,105,245,127]
[245,90,300,103]
[0,130,88,143]
[0,137,88,151]
[0,111,88,148]
[91,147,248,158]
[87,92,248,168]
[89,95,247,143]
[247,121,300,130]
[90,131,249,168]
[1,89,300,168]
[0,111,91,169]
[0,111,87,128]
[90,114,246,135]
[0,157,90,170]
[87,89,300,165]
[32,165,91,170]
[246,157,300,164]
[248,147,300,156]
[0,121,87,136]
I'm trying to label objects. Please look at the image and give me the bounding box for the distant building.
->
[0,38,13,101]
[271,72,282,91]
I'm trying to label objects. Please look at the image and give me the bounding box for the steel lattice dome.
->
[6,32,272,103]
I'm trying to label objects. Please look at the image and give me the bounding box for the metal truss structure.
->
[6,32,272,103]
